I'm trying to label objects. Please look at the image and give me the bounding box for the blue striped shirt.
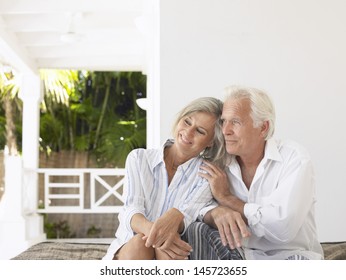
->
[103,140,213,259]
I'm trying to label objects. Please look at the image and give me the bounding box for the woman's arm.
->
[130,213,153,237]
[119,150,147,233]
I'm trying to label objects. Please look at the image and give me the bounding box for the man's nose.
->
[222,122,233,135]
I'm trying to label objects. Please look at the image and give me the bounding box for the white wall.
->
[159,0,346,242]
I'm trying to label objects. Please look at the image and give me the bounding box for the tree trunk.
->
[93,75,111,149]
[3,95,18,155]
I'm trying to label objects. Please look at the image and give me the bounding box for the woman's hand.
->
[154,232,192,260]
[144,208,184,248]
[140,208,192,259]
[198,160,232,201]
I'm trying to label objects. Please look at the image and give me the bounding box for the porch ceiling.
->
[0,0,148,74]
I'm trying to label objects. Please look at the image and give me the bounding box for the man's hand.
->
[208,206,251,249]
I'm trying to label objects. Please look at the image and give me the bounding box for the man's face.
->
[221,98,265,158]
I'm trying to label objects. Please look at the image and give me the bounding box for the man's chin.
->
[225,143,237,153]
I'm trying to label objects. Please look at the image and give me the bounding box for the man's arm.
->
[198,161,251,248]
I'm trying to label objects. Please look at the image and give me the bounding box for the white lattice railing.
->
[36,168,126,213]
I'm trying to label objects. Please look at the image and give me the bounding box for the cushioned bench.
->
[11,241,346,260]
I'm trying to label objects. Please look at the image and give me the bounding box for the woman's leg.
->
[155,248,174,260]
[114,233,155,260]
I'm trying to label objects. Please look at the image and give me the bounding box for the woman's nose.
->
[186,127,194,137]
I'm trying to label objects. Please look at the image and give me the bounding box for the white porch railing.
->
[36,168,126,214]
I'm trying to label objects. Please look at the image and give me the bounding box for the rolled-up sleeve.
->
[244,203,262,226]
[244,157,315,243]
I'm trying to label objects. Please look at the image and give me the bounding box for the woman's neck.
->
[165,145,188,169]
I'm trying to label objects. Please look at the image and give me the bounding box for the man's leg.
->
[183,221,243,260]
[286,255,309,260]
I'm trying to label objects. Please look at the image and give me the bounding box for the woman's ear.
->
[207,140,214,148]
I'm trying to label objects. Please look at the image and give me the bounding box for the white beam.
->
[27,44,144,57]
[0,17,38,74]
[2,12,141,32]
[0,0,145,14]
[36,55,144,71]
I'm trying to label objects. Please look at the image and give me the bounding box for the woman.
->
[102,97,226,260]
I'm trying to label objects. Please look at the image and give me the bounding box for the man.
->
[185,85,324,260]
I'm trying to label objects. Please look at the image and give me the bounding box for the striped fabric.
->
[286,255,309,260]
[183,221,243,260]
[183,222,311,260]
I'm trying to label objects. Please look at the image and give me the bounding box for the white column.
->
[0,72,45,259]
[0,154,26,259]
[21,74,41,212]
[20,73,46,244]
[146,0,161,149]
[135,0,161,149]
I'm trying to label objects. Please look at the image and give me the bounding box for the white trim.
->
[37,168,125,214]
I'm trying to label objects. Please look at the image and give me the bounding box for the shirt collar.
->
[264,138,283,162]
[228,138,283,169]
[149,138,201,172]
[148,139,174,171]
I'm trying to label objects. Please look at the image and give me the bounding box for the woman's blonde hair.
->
[172,97,226,167]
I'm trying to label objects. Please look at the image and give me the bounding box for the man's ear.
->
[260,121,270,137]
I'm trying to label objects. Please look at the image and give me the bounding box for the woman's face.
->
[174,111,216,158]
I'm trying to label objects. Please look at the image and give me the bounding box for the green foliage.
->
[39,70,147,167]
[0,115,6,149]
[44,219,76,239]
[96,118,146,167]
[0,69,146,167]
[0,68,22,154]
[87,225,102,238]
